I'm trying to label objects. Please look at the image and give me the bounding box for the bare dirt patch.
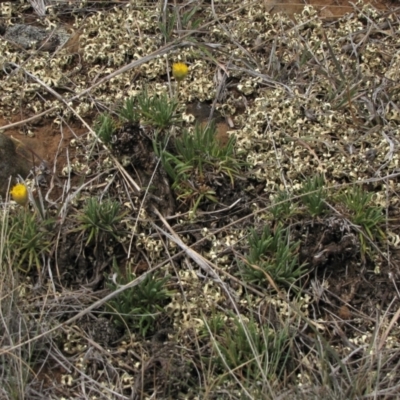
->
[269,0,396,18]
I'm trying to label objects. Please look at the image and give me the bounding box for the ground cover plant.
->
[1,0,400,398]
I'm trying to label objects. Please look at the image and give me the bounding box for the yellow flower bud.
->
[10,183,28,206]
[172,62,189,82]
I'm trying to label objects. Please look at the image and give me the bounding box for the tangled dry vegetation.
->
[1,0,400,399]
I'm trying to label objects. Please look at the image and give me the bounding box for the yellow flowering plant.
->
[172,62,189,82]
[10,183,29,206]
[5,183,53,276]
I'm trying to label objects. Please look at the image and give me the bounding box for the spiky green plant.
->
[300,174,326,217]
[158,7,177,43]
[6,209,53,275]
[213,314,291,383]
[76,197,126,246]
[94,113,116,144]
[339,185,385,251]
[136,89,178,129]
[181,4,202,29]
[119,96,140,124]
[199,309,226,340]
[106,264,174,337]
[242,224,307,288]
[270,190,297,221]
[159,122,244,214]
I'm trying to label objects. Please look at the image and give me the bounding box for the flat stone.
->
[0,133,31,198]
[2,23,70,52]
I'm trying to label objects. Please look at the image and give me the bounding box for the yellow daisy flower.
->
[172,62,189,82]
[10,183,29,206]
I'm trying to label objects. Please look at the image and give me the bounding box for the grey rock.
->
[0,133,31,198]
[3,23,70,52]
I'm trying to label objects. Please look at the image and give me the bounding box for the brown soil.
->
[1,115,85,175]
[269,0,397,18]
